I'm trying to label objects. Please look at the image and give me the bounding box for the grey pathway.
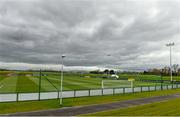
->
[7,94,180,116]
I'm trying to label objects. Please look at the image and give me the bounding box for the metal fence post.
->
[39,69,42,101]
[113,88,115,95]
[176,84,178,89]
[89,89,90,96]
[155,85,156,91]
[172,84,173,89]
[16,92,19,102]
[74,90,76,98]
[148,86,150,92]
[102,89,104,96]
[141,86,142,92]
[39,91,41,101]
[57,91,59,99]
[132,87,134,93]
[167,85,168,90]
[123,88,125,94]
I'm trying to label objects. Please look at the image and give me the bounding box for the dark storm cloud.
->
[0,0,180,70]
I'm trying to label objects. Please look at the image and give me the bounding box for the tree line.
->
[144,64,180,76]
[89,69,115,74]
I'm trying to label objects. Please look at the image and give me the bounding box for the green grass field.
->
[0,71,180,115]
[0,71,167,93]
[85,98,180,116]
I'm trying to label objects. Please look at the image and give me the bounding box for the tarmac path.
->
[8,94,180,116]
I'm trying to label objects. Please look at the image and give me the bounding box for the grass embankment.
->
[85,98,180,116]
[1,88,180,114]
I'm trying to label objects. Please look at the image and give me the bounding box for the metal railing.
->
[0,84,180,103]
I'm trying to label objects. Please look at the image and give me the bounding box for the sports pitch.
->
[0,71,173,93]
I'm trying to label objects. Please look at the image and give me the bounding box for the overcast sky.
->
[0,0,180,71]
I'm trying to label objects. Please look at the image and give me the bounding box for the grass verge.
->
[1,88,180,115]
[84,98,180,116]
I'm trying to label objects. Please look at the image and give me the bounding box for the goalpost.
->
[101,79,133,89]
[128,78,135,88]
[102,80,104,89]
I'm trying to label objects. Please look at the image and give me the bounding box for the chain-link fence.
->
[0,84,179,102]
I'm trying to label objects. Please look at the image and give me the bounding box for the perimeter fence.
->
[0,84,179,102]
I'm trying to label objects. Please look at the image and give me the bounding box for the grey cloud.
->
[0,0,180,70]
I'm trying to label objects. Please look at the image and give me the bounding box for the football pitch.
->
[0,71,170,93]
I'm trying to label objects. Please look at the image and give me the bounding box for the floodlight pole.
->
[38,69,42,100]
[101,80,104,89]
[60,55,65,105]
[170,45,172,81]
[166,43,175,82]
[80,59,83,78]
[107,54,111,78]
[161,69,163,90]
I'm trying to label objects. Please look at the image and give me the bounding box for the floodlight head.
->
[62,55,66,58]
[107,54,111,56]
[166,42,175,47]
[166,44,170,47]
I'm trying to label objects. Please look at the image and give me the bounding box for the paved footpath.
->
[7,94,180,116]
